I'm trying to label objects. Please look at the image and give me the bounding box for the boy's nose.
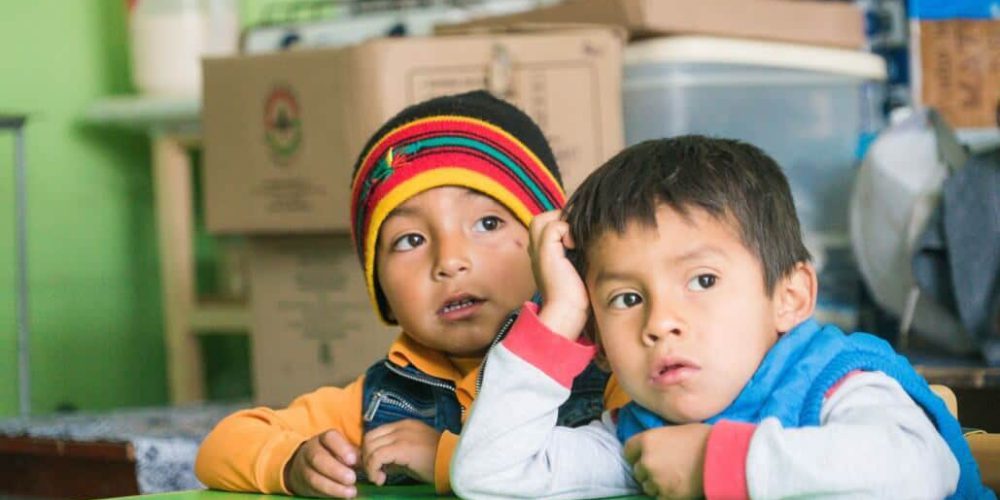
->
[642,300,684,346]
[433,238,472,279]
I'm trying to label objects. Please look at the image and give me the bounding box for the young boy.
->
[195,91,621,497]
[452,136,994,499]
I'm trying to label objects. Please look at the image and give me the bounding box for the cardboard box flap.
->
[435,0,864,48]
[437,20,628,41]
[637,0,864,48]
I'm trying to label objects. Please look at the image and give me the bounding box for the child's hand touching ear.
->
[361,419,441,486]
[285,429,360,498]
[529,210,590,340]
[624,423,711,499]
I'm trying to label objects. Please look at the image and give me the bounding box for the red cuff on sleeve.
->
[501,302,597,388]
[824,369,863,399]
[704,420,756,500]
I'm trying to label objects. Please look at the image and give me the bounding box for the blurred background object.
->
[1,115,31,418]
[128,0,240,96]
[908,0,1000,129]
[241,0,560,53]
[2,2,999,496]
[851,108,977,357]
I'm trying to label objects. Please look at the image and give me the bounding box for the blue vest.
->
[362,309,609,484]
[616,319,994,499]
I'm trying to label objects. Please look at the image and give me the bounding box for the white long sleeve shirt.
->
[451,303,959,499]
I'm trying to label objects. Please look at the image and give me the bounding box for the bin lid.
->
[625,36,887,80]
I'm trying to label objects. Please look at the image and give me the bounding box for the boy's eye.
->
[392,233,425,251]
[609,292,643,309]
[687,274,718,291]
[473,215,504,232]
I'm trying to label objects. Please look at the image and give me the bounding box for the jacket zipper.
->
[363,390,436,422]
[475,311,518,395]
[377,310,518,418]
[383,361,457,392]
[363,391,383,422]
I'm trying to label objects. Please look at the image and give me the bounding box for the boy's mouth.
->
[438,294,485,316]
[649,356,700,387]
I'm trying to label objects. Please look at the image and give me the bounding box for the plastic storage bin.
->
[623,37,887,329]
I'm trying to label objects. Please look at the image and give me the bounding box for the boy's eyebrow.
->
[592,269,636,285]
[672,245,727,263]
[384,205,418,222]
[592,245,727,284]
[462,189,495,203]
[383,189,495,226]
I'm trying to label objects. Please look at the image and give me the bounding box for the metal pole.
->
[14,124,30,417]
[3,115,30,417]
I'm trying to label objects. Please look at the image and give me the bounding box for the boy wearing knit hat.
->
[195,91,624,497]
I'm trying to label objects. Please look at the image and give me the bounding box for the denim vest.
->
[361,310,610,484]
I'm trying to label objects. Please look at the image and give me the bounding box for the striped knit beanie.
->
[350,90,565,325]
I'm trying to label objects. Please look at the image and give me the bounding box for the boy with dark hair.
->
[452,136,993,499]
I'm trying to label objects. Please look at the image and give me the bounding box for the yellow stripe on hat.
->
[362,168,535,324]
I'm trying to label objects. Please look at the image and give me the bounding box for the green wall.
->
[0,0,320,417]
[0,2,165,416]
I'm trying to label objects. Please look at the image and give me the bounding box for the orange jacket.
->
[195,332,629,494]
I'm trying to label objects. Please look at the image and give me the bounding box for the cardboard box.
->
[436,0,865,49]
[912,19,1000,128]
[203,28,623,234]
[248,235,397,406]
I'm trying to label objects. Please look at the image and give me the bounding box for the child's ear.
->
[772,261,817,333]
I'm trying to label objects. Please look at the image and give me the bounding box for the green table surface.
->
[105,486,647,499]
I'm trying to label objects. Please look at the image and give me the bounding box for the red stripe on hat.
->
[352,117,553,206]
[358,151,548,239]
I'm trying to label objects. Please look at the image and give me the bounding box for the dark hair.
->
[565,135,811,294]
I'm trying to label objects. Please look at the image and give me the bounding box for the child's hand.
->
[284,429,360,498]
[624,423,711,499]
[361,419,441,486]
[529,210,590,340]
